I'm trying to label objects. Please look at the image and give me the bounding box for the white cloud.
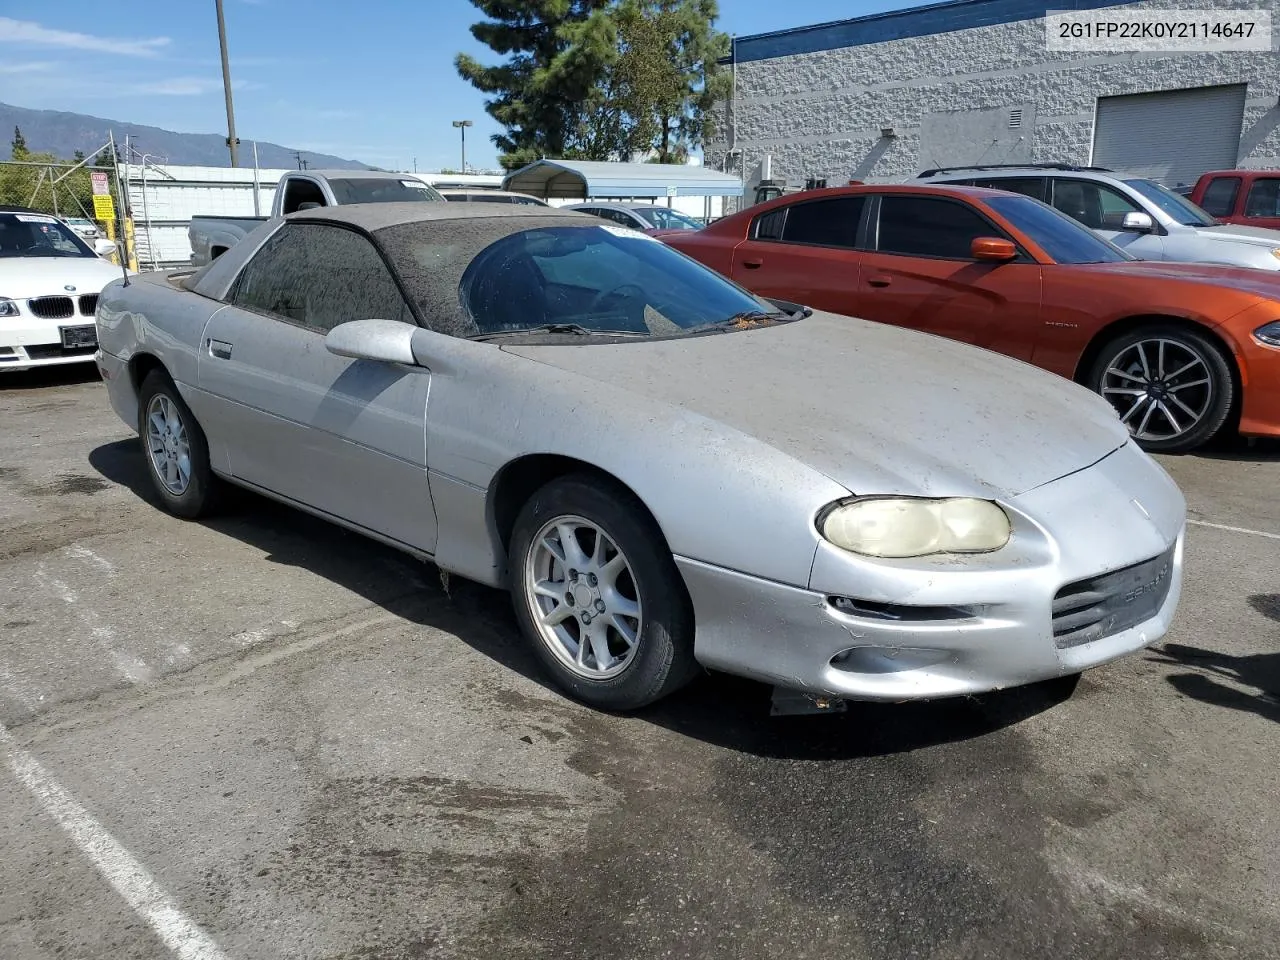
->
[0,17,171,57]
[0,61,57,74]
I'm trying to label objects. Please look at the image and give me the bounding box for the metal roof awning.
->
[502,159,744,199]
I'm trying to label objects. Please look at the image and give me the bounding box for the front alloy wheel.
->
[508,474,697,710]
[1091,326,1234,453]
[525,516,643,679]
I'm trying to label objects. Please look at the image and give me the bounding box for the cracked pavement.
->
[1,366,1278,959]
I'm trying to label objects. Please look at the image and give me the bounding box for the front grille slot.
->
[78,294,98,316]
[1052,547,1174,649]
[24,343,96,360]
[28,296,74,319]
[829,596,974,622]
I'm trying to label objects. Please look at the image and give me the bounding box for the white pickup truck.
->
[188,170,444,266]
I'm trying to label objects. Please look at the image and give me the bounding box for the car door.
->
[196,221,438,553]
[1050,178,1165,259]
[1240,177,1280,230]
[856,193,1042,358]
[727,195,867,316]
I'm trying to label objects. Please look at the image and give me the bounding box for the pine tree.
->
[457,0,729,168]
[613,0,730,163]
[11,126,29,160]
[455,0,614,169]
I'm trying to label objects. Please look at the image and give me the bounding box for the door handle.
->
[208,338,233,360]
[741,259,763,269]
[867,276,892,288]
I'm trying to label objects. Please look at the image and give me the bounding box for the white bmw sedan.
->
[0,206,125,372]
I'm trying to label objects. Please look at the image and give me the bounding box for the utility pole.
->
[452,120,473,173]
[215,0,240,166]
[293,151,308,170]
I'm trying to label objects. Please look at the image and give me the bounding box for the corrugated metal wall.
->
[124,163,290,269]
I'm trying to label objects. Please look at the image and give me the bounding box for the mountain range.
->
[0,102,372,170]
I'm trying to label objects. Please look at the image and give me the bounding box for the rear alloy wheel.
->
[509,474,697,711]
[1089,326,1234,453]
[137,369,221,518]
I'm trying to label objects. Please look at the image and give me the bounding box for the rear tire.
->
[137,369,220,518]
[1088,324,1234,454]
[509,474,698,711]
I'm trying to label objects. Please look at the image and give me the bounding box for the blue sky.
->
[0,1,919,171]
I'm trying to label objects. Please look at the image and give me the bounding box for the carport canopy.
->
[502,159,744,200]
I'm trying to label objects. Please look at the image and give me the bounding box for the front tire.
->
[509,474,697,711]
[137,369,220,518]
[1088,325,1234,454]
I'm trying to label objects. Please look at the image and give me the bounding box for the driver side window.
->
[231,224,414,334]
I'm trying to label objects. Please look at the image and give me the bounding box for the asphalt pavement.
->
[1,365,1277,960]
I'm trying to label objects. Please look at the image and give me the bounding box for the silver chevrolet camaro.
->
[94,204,1186,711]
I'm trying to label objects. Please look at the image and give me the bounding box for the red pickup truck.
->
[1189,170,1280,230]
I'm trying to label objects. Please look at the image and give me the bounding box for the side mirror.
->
[971,237,1018,262]
[93,239,117,257]
[325,318,419,365]
[1121,211,1155,233]
[296,201,323,211]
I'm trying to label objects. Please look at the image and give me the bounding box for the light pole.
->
[452,120,473,173]
[215,0,240,166]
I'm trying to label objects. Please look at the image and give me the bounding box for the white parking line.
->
[65,544,117,575]
[1187,519,1280,541]
[0,723,230,960]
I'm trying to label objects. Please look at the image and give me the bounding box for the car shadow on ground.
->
[0,364,101,391]
[1149,628,1280,726]
[89,438,1080,761]
[1191,434,1280,462]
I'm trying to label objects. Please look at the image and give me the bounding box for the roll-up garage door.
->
[1091,84,1246,187]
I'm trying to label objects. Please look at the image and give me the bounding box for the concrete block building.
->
[707,0,1280,199]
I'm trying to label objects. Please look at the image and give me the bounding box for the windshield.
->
[1123,178,1217,226]
[984,194,1135,264]
[631,207,703,230]
[327,178,445,204]
[377,218,778,339]
[0,212,96,258]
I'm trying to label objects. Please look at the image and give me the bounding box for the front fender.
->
[416,337,849,590]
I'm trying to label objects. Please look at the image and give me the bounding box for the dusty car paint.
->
[96,203,1186,703]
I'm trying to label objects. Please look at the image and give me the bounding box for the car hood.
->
[0,256,126,298]
[1077,259,1280,299]
[504,312,1130,499]
[1198,222,1280,246]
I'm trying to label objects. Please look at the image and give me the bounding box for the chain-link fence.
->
[1,159,132,265]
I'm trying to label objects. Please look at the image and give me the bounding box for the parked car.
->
[0,206,131,371]
[917,164,1280,271]
[188,170,445,267]
[659,184,1280,453]
[564,202,705,232]
[61,216,100,241]
[96,203,1185,711]
[1189,169,1280,231]
[437,189,548,206]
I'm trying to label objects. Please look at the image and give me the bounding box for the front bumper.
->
[0,326,99,371]
[679,442,1186,701]
[1,315,100,372]
[1239,336,1280,440]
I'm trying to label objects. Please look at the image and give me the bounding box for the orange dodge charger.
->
[659,184,1280,453]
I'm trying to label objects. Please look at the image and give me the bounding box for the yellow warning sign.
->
[93,195,115,221]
